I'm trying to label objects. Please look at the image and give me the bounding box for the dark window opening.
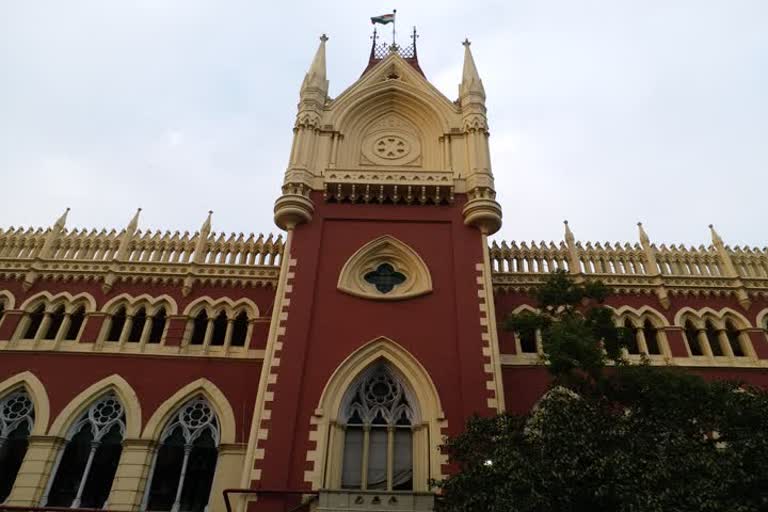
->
[107,307,127,342]
[44,306,66,340]
[65,307,85,340]
[24,304,45,339]
[518,330,537,353]
[624,319,640,354]
[128,307,146,342]
[230,312,248,347]
[643,320,661,355]
[705,321,722,356]
[0,396,32,503]
[149,308,167,344]
[211,312,227,346]
[685,321,702,356]
[364,263,406,294]
[190,311,208,345]
[725,321,745,357]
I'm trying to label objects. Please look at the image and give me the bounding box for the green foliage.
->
[435,271,768,511]
[504,270,631,382]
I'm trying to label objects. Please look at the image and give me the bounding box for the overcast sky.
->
[1,1,766,248]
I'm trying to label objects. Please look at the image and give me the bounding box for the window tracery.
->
[44,394,125,509]
[0,390,34,502]
[340,364,415,491]
[143,397,219,512]
[613,311,667,357]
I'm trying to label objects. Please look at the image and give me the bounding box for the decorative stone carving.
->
[338,236,432,301]
[360,115,422,167]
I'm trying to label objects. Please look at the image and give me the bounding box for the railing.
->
[223,489,318,512]
[489,224,768,308]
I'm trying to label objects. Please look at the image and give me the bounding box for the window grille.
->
[0,390,34,502]
[340,364,414,491]
[44,394,125,509]
[143,397,219,512]
[364,263,406,294]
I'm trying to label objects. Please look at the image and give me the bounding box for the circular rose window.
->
[373,135,410,160]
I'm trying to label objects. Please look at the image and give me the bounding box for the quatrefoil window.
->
[374,136,410,160]
[364,264,406,294]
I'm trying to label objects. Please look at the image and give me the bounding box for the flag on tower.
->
[371,13,395,25]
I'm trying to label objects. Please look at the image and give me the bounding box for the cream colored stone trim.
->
[240,230,296,489]
[0,289,16,310]
[500,353,768,369]
[0,342,264,360]
[303,336,448,492]
[0,371,50,435]
[477,235,505,411]
[101,293,179,315]
[4,435,65,506]
[182,296,260,318]
[337,235,432,301]
[757,308,768,330]
[47,374,142,438]
[17,291,97,313]
[673,306,752,328]
[141,378,237,445]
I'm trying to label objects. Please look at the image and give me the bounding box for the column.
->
[107,439,155,512]
[4,435,65,506]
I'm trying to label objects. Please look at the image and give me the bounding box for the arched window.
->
[340,364,415,491]
[624,319,640,354]
[725,321,745,357]
[144,398,219,512]
[65,307,86,341]
[190,311,208,345]
[0,299,6,326]
[44,394,125,508]
[23,304,45,340]
[705,320,722,356]
[643,320,661,355]
[107,307,127,342]
[230,312,248,347]
[148,308,167,344]
[128,307,147,343]
[210,312,227,346]
[44,306,66,340]
[684,320,702,356]
[0,390,35,502]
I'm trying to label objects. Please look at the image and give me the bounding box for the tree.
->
[434,271,768,512]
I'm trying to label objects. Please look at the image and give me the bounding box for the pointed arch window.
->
[44,306,66,340]
[642,320,661,355]
[149,308,167,344]
[128,307,147,343]
[107,307,127,342]
[623,319,640,355]
[230,312,248,347]
[0,390,35,502]
[44,394,125,509]
[725,321,745,357]
[190,311,208,346]
[340,363,415,491]
[211,312,227,346]
[23,304,45,340]
[65,306,86,341]
[684,320,703,356]
[0,299,5,326]
[143,397,219,512]
[705,320,723,356]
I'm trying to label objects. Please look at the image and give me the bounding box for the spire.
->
[126,207,142,233]
[460,38,485,101]
[301,34,329,98]
[193,211,213,265]
[709,224,724,248]
[200,210,213,236]
[563,220,575,245]
[53,207,70,231]
[637,222,650,246]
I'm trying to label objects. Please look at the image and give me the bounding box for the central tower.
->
[244,32,506,510]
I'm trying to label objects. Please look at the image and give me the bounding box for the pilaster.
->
[5,435,65,506]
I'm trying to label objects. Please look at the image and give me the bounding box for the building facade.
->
[0,34,767,512]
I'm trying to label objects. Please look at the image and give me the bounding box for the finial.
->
[462,38,471,47]
[637,221,650,245]
[53,207,71,230]
[320,33,328,43]
[126,207,142,233]
[709,224,724,246]
[563,219,575,244]
[460,37,485,100]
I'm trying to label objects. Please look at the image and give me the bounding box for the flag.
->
[371,13,395,25]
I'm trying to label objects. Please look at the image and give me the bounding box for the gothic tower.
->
[243,33,506,507]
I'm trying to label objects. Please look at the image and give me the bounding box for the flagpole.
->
[392,9,397,47]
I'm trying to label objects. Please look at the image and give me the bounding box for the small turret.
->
[300,34,329,103]
[459,39,485,105]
